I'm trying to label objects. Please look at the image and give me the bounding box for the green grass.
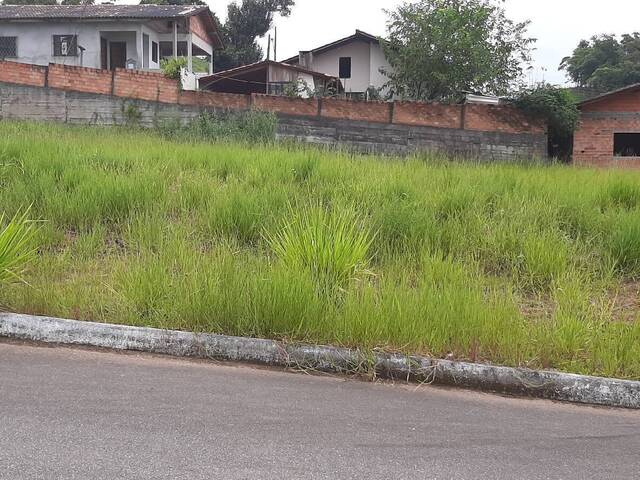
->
[1,121,640,379]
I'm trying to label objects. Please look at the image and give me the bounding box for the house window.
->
[614,133,640,157]
[159,41,187,58]
[152,41,159,64]
[53,35,78,57]
[0,36,17,58]
[339,57,352,79]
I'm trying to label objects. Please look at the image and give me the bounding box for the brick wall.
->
[393,101,461,129]
[322,98,392,123]
[0,60,547,147]
[0,82,547,161]
[573,90,640,168]
[581,88,640,113]
[252,94,318,116]
[464,104,546,134]
[48,64,113,95]
[0,61,46,87]
[179,90,251,110]
[574,114,640,168]
[190,15,214,46]
[113,69,178,104]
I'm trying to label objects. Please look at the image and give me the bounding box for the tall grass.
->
[156,111,277,144]
[1,121,640,379]
[265,204,375,295]
[0,209,37,285]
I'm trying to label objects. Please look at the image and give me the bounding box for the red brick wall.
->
[321,98,391,123]
[393,101,461,129]
[48,64,113,95]
[190,15,214,47]
[573,91,640,168]
[252,94,318,116]
[582,88,640,113]
[0,61,547,142]
[574,115,640,168]
[464,104,546,134]
[113,69,178,104]
[0,61,46,87]
[179,90,251,110]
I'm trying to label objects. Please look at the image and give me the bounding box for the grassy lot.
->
[1,121,640,379]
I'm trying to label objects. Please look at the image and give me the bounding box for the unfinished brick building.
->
[574,84,640,167]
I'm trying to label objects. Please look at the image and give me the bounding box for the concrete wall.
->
[278,115,546,160]
[0,81,547,161]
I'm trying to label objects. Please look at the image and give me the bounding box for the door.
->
[109,42,126,70]
[100,38,108,70]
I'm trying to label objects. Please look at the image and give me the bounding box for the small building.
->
[199,60,340,98]
[0,5,223,73]
[282,30,392,99]
[574,83,640,167]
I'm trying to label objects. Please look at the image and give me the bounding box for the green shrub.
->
[160,57,187,80]
[513,84,580,160]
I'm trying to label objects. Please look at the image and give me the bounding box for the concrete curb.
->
[1,312,639,409]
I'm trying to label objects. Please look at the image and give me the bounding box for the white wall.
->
[304,40,393,94]
[0,21,166,70]
[369,43,392,94]
[1,22,103,68]
[309,40,371,94]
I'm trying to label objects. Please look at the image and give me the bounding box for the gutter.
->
[1,312,639,409]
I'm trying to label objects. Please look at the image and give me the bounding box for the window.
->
[159,41,187,58]
[614,133,640,157]
[152,41,159,64]
[0,36,17,58]
[53,35,78,57]
[339,57,352,79]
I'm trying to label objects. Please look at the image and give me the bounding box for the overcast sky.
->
[208,0,640,85]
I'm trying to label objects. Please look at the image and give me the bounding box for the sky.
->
[207,0,640,85]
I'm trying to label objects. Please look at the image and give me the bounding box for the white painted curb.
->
[1,312,639,409]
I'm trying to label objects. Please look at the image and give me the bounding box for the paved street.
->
[1,341,639,479]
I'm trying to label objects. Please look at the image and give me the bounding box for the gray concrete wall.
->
[0,82,547,160]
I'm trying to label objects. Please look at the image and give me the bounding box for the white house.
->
[283,30,392,98]
[0,5,223,73]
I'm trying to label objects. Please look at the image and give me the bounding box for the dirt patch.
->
[611,281,640,323]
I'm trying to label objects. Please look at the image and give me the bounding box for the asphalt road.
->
[1,341,639,480]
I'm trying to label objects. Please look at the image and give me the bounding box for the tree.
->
[382,0,534,102]
[560,34,640,92]
[513,84,580,161]
[214,0,295,71]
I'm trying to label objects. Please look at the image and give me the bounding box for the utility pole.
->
[267,34,271,61]
[273,27,277,62]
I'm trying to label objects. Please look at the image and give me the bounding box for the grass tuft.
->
[265,204,375,295]
[0,208,38,285]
